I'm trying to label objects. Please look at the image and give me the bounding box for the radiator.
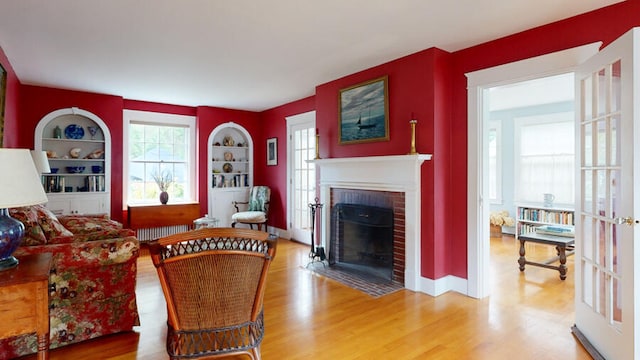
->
[136,225,191,242]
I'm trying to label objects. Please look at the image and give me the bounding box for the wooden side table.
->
[0,253,52,360]
[517,232,575,280]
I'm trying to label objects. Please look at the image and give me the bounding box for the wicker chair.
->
[149,228,278,360]
[232,186,271,231]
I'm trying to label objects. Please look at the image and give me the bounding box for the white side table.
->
[193,215,220,229]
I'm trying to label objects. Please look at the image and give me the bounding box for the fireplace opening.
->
[329,203,394,283]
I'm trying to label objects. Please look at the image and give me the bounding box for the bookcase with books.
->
[207,122,254,226]
[35,107,111,215]
[515,204,575,238]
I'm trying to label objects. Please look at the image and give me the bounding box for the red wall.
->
[259,96,315,230]
[313,48,454,279]
[446,0,640,278]
[3,0,640,283]
[262,0,640,280]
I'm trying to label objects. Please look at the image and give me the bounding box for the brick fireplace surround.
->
[312,154,431,292]
[330,188,405,284]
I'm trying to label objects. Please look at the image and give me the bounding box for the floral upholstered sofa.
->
[0,204,140,359]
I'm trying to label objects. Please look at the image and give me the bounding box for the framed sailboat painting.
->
[339,75,389,144]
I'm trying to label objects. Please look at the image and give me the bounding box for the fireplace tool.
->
[307,197,326,266]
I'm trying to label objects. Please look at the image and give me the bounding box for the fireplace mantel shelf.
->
[310,154,432,165]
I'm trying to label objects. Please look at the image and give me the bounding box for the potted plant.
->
[152,169,173,204]
[489,210,515,237]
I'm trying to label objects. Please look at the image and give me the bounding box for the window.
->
[514,112,574,204]
[123,110,196,205]
[488,120,501,203]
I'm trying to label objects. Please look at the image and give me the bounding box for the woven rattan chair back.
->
[149,228,278,360]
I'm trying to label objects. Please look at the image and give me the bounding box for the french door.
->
[286,111,316,245]
[573,27,640,359]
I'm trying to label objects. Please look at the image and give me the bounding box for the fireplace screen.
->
[329,203,394,282]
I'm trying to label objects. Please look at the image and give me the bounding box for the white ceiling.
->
[0,0,624,112]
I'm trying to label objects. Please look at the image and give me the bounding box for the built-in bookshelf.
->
[35,107,111,215]
[207,122,254,226]
[516,204,575,238]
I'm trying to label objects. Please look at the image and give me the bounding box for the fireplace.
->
[330,203,394,282]
[312,154,431,291]
[329,188,405,284]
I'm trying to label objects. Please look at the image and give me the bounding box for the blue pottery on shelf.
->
[64,124,85,139]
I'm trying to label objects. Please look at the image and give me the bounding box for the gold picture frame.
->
[339,76,389,144]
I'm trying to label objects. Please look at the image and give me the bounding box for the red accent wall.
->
[314,48,453,279]
[259,96,315,230]
[446,0,640,278]
[2,0,639,283]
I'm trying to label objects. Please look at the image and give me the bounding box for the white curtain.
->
[515,113,574,205]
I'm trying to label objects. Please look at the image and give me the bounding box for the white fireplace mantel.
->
[311,154,432,291]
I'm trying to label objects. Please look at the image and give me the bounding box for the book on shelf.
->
[535,224,575,238]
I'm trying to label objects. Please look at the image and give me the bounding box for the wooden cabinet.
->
[207,122,253,226]
[0,253,52,360]
[35,107,111,216]
[515,204,575,238]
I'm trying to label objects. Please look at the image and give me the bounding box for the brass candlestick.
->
[315,134,321,159]
[408,119,418,155]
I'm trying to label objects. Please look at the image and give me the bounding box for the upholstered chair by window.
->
[231,186,271,231]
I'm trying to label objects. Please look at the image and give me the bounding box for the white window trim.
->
[122,109,197,208]
[488,119,502,204]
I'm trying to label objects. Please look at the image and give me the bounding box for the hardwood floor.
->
[22,234,589,359]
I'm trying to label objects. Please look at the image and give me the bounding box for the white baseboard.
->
[418,275,468,297]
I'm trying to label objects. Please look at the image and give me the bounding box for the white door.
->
[286,111,316,244]
[573,28,640,359]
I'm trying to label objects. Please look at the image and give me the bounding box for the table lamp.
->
[0,149,49,270]
[30,150,51,174]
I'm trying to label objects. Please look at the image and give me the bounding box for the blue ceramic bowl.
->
[50,168,59,174]
[91,165,103,174]
[66,166,86,174]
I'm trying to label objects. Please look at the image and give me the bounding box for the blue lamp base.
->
[0,255,19,271]
[0,208,24,271]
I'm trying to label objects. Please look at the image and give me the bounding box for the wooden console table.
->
[0,253,52,359]
[127,202,200,230]
[518,232,575,280]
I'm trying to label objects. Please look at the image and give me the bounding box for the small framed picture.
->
[267,137,277,166]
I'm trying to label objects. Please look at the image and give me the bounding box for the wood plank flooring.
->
[20,234,589,359]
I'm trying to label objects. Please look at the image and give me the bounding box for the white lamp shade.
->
[0,149,48,208]
[30,150,51,174]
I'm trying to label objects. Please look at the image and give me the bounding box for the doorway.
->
[466,43,601,299]
[286,111,316,245]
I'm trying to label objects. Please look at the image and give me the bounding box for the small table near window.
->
[0,253,52,360]
[518,232,575,280]
[193,215,220,229]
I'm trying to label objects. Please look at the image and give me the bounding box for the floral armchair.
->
[0,204,140,358]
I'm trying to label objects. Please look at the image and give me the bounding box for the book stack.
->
[85,175,105,192]
[536,225,575,238]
